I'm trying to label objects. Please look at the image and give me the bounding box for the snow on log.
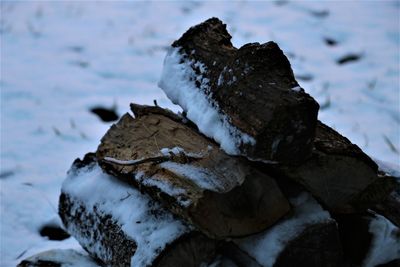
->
[158,17,319,164]
[59,154,217,267]
[18,249,99,267]
[363,213,400,267]
[274,121,397,213]
[233,193,344,267]
[96,104,290,239]
[334,212,400,267]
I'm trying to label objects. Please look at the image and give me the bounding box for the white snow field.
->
[1,1,399,266]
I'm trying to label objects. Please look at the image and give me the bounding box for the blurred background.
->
[1,1,399,265]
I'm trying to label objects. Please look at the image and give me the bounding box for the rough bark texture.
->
[274,121,396,213]
[274,221,344,267]
[58,154,218,267]
[168,17,319,164]
[59,193,217,267]
[59,193,137,266]
[96,104,290,239]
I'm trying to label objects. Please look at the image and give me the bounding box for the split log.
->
[159,17,319,164]
[59,154,218,267]
[273,121,397,213]
[233,193,344,267]
[96,104,290,239]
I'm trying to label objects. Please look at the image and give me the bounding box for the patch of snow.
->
[134,171,191,207]
[62,164,190,267]
[159,161,228,192]
[160,146,184,156]
[159,47,255,155]
[270,138,281,158]
[363,214,400,267]
[227,75,237,86]
[236,193,332,267]
[374,158,400,178]
[20,249,99,267]
[159,146,205,158]
[291,86,302,92]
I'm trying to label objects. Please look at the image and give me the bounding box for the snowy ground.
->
[1,1,399,266]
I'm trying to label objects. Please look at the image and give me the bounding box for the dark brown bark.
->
[166,17,319,164]
[59,193,218,267]
[96,104,290,239]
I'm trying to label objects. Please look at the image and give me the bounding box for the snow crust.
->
[159,47,255,155]
[62,164,189,267]
[363,214,400,267]
[236,193,332,267]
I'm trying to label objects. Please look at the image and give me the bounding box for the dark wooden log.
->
[274,222,344,267]
[159,17,319,164]
[233,193,344,267]
[273,121,397,213]
[96,104,290,239]
[59,154,218,267]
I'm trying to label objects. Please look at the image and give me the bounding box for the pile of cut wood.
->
[20,18,399,267]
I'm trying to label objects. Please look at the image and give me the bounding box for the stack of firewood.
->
[20,18,399,267]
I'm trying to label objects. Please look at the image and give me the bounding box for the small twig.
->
[120,192,133,201]
[103,155,170,166]
[103,151,204,167]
